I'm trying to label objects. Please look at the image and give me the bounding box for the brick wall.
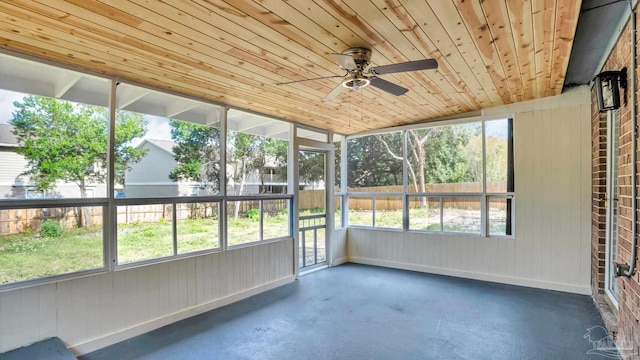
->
[593,90,607,296]
[592,16,640,358]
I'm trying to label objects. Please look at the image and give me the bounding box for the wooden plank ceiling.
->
[0,0,581,134]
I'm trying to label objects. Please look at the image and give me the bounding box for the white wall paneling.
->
[348,87,592,295]
[331,228,348,265]
[0,238,294,355]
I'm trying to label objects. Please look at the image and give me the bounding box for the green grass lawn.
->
[0,227,103,284]
[0,207,506,284]
[0,214,291,284]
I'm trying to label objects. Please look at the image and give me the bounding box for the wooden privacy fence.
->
[0,207,103,235]
[0,183,506,234]
[347,182,507,211]
[228,199,288,216]
[0,203,218,236]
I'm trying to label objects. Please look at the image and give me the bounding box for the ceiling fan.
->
[276,47,438,101]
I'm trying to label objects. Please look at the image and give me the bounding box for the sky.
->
[0,89,25,124]
[0,88,173,146]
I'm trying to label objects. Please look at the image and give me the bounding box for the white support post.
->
[326,133,335,266]
[288,124,300,278]
[220,107,228,251]
[341,137,348,228]
[402,130,409,231]
[106,79,117,270]
[481,121,487,237]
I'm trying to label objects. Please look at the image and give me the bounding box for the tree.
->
[346,133,403,188]
[253,136,289,190]
[370,126,474,207]
[168,123,291,217]
[466,134,507,183]
[406,126,474,193]
[10,95,147,227]
[168,120,221,192]
[299,151,325,187]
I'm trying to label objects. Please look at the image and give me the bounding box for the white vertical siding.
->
[348,87,592,295]
[331,228,348,265]
[0,239,294,355]
[0,150,27,185]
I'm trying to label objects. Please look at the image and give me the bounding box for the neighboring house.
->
[124,139,202,197]
[124,139,292,197]
[0,124,106,199]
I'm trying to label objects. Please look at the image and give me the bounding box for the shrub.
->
[246,208,260,222]
[40,219,63,237]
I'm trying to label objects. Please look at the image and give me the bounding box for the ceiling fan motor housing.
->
[343,47,372,70]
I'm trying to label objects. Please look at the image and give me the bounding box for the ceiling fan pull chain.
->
[348,92,351,128]
[360,89,364,123]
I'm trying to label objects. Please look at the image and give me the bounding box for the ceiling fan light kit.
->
[277,47,438,101]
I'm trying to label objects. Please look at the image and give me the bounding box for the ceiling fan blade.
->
[370,77,409,96]
[369,59,438,75]
[331,53,357,71]
[276,74,345,85]
[322,83,346,102]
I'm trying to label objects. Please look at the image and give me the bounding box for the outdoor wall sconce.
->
[595,68,627,112]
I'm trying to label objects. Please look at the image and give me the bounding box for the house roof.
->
[0,124,18,147]
[0,1,585,135]
[141,139,176,156]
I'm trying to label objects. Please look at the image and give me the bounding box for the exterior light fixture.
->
[594,68,627,112]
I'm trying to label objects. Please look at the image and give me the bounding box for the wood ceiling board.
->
[63,0,341,98]
[362,0,479,113]
[283,0,445,118]
[254,0,445,115]
[22,0,384,129]
[506,0,537,99]
[400,0,504,107]
[187,0,429,118]
[112,0,339,85]
[532,0,557,98]
[324,0,456,109]
[0,22,346,129]
[550,0,581,94]
[0,0,582,134]
[0,5,192,75]
[0,36,410,135]
[475,0,526,102]
[371,0,486,109]
[429,0,511,104]
[313,0,451,115]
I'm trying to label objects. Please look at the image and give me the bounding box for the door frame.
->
[289,130,335,278]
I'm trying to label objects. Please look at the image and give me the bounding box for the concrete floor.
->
[81,264,611,360]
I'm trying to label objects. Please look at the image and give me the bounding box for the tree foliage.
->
[10,95,148,226]
[299,151,325,187]
[409,125,476,186]
[168,120,221,192]
[351,124,502,194]
[168,123,291,198]
[10,96,147,192]
[347,132,404,187]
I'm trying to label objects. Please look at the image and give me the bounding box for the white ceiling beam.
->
[116,86,149,109]
[0,73,53,97]
[264,124,290,138]
[166,100,199,118]
[205,107,223,126]
[237,118,272,133]
[53,74,82,98]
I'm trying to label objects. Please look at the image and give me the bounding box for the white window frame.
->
[344,117,515,238]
